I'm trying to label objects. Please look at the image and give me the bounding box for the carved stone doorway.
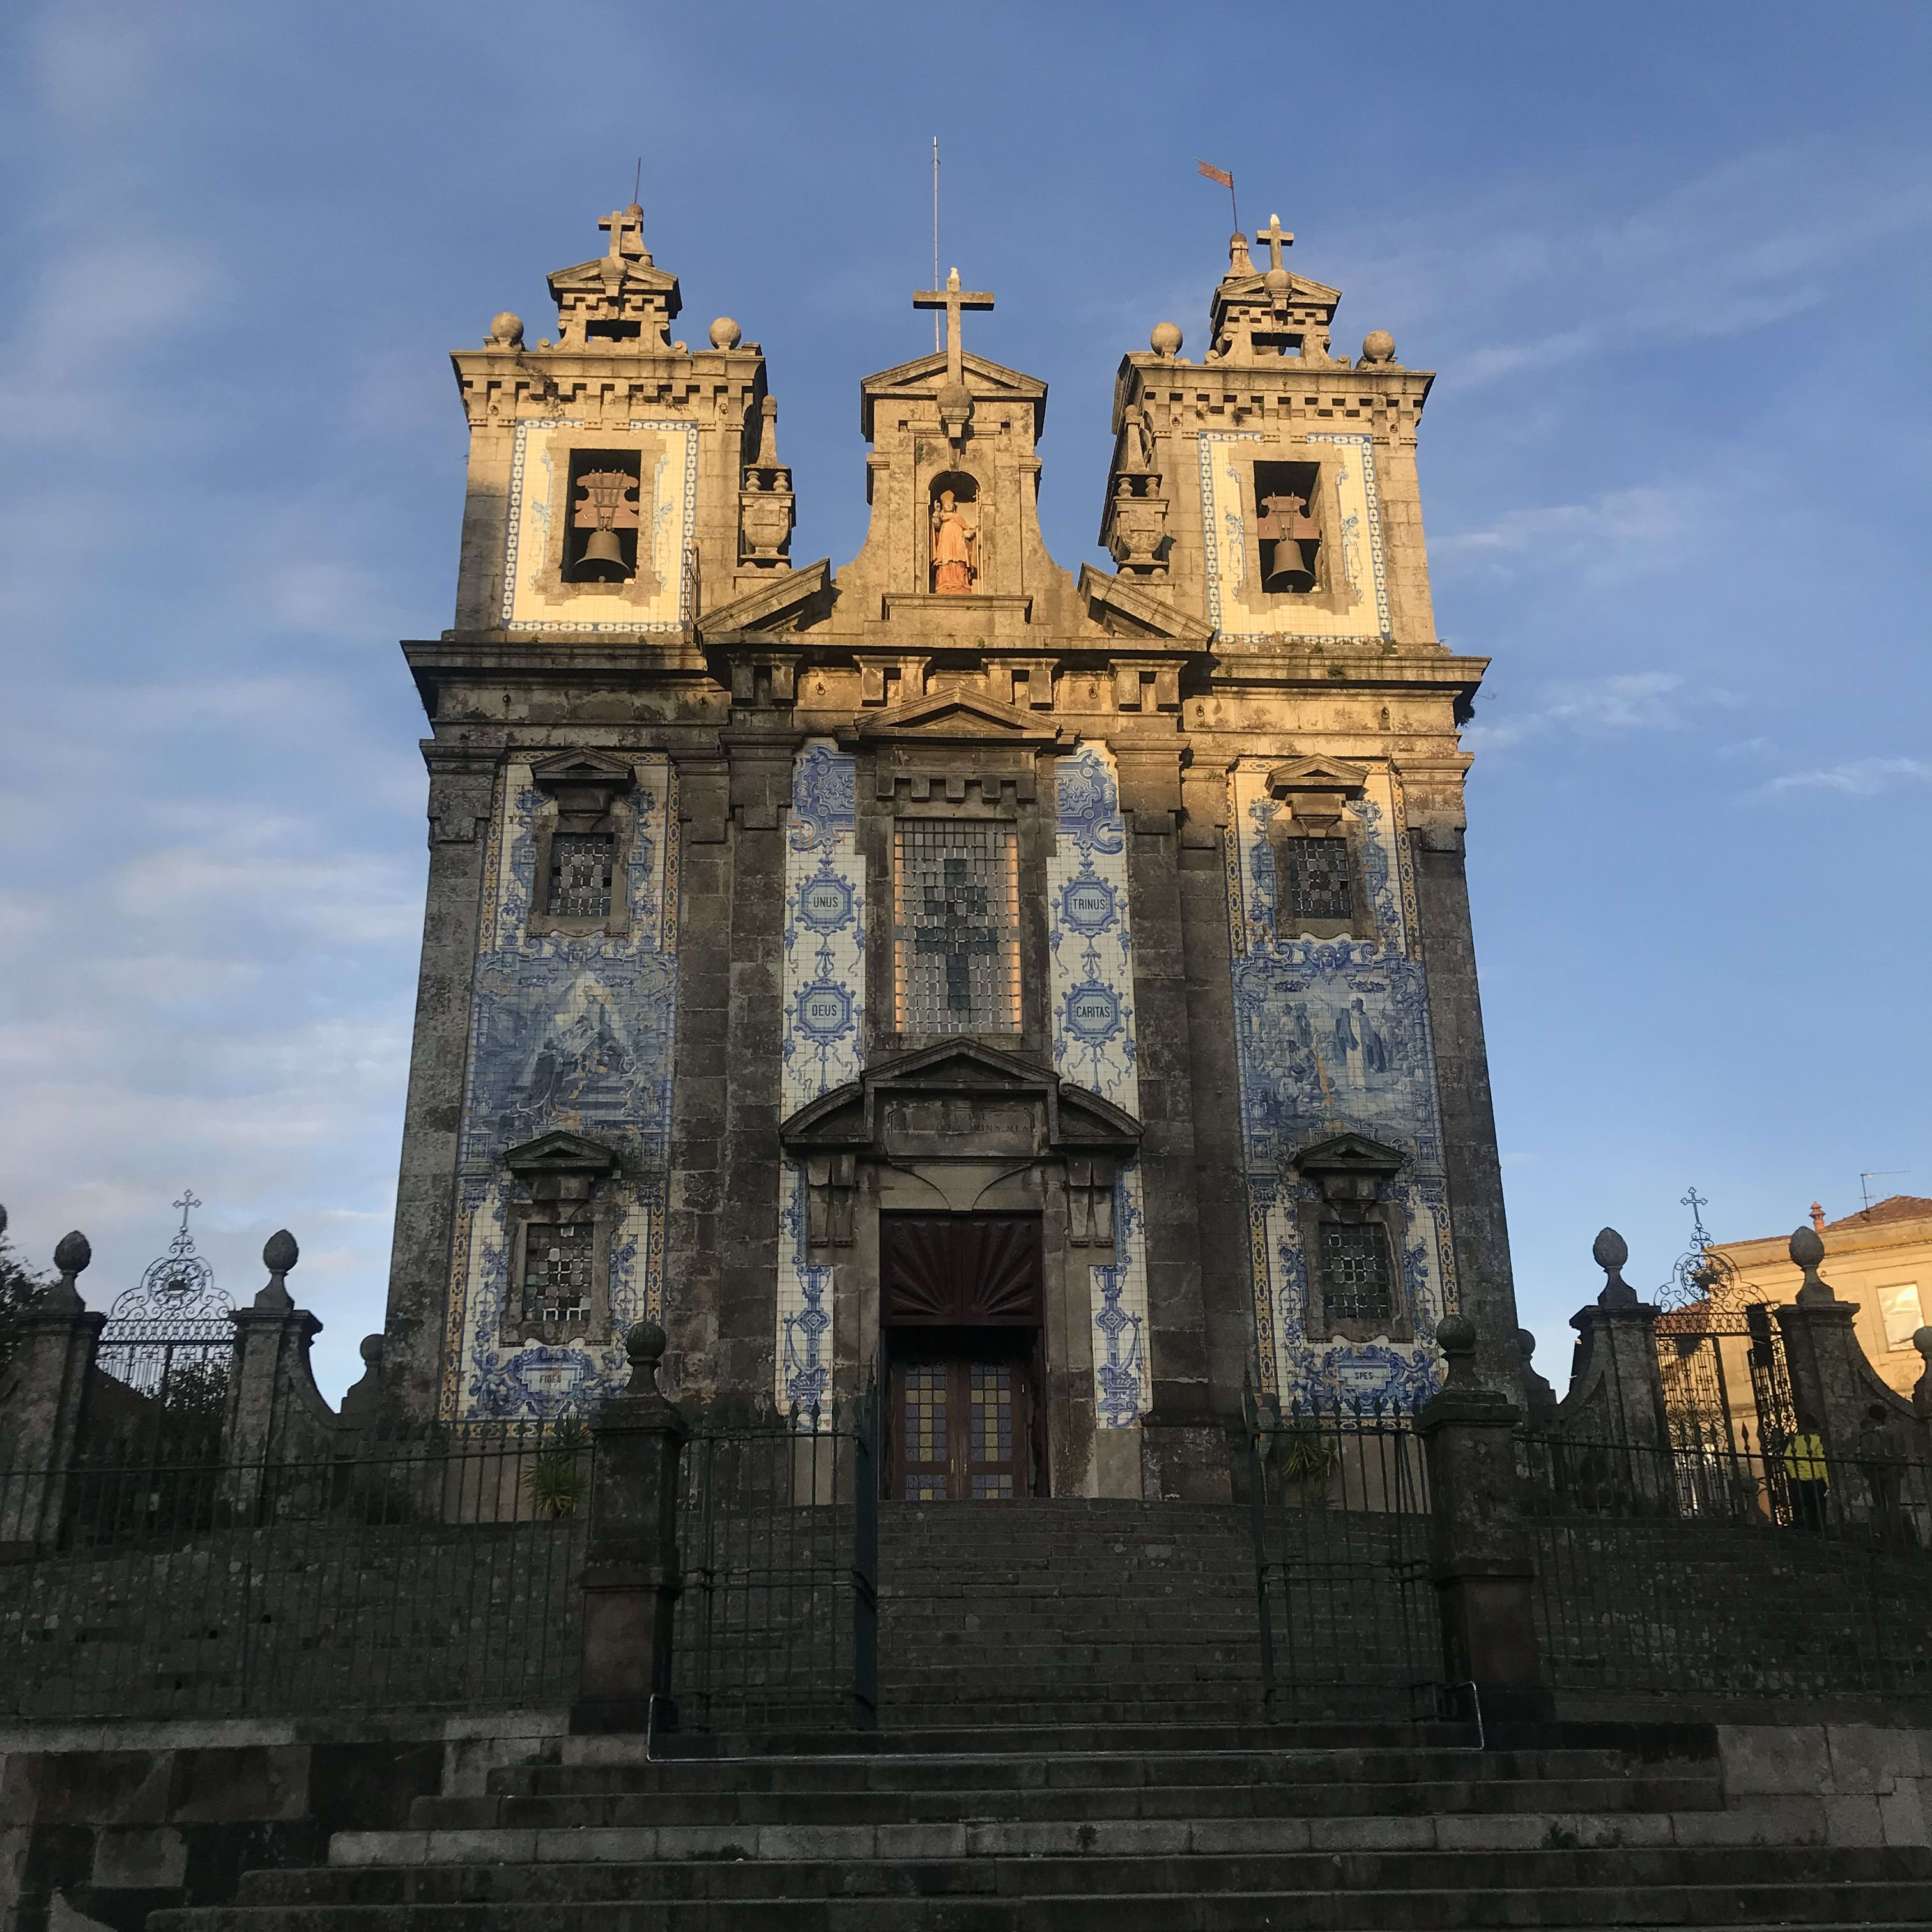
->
[882,1214,1044,1501]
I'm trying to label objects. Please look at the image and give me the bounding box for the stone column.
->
[576,1322,689,1733]
[1416,1315,1552,1727]
[1562,1229,1669,1450]
[0,1226,103,1552]
[1777,1224,1891,1457]
[226,1232,334,1508]
[1409,822,1521,1395]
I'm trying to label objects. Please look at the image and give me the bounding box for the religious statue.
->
[930,489,977,595]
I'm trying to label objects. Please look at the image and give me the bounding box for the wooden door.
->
[892,1355,1029,1502]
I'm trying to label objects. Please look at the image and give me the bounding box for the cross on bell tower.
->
[914,266,995,390]
[597,202,647,263]
[1255,213,1294,272]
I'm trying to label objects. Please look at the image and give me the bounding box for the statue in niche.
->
[930,489,978,595]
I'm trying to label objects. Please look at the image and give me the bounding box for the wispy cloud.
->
[1464,671,1741,755]
[1434,487,1688,581]
[1761,757,1932,798]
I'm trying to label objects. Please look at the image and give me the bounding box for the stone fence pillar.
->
[0,1225,103,1552]
[574,1321,689,1733]
[1777,1223,1917,1455]
[1560,1228,1669,1451]
[1417,1315,1552,1728]
[225,1231,338,1510]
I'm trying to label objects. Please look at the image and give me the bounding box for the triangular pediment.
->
[1292,1132,1404,1178]
[861,352,1046,440]
[1266,755,1368,798]
[855,689,1060,745]
[530,748,635,787]
[546,256,682,308]
[1218,270,1341,309]
[698,559,832,640]
[503,1130,619,1176]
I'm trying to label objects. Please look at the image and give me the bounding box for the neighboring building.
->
[1712,1197,1932,1403]
[379,204,1520,1496]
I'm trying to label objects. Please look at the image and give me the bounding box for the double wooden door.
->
[882,1213,1041,1503]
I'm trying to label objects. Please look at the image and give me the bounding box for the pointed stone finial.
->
[753,394,779,467]
[254,1229,299,1312]
[1809,1200,1827,1232]
[1227,231,1254,276]
[46,1230,91,1312]
[1593,1227,1639,1309]
[625,1319,668,1394]
[1790,1223,1838,1307]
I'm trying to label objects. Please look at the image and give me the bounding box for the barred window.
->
[549,832,614,919]
[1320,1223,1393,1322]
[522,1220,594,1323]
[1285,836,1351,924]
[893,820,1020,1035]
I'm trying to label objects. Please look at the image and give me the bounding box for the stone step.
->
[600,1721,1495,1759]
[504,1744,1674,1796]
[428,1775,1721,1832]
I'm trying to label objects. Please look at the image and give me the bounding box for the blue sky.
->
[1,1,1928,1399]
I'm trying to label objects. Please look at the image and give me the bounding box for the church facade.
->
[379,204,1519,1499]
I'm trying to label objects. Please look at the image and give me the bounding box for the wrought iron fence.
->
[1522,1424,1932,1705]
[0,1423,587,1721]
[1245,1395,1439,1721]
[671,1379,878,1734]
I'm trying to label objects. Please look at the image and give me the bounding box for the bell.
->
[579,526,629,579]
[1257,492,1321,594]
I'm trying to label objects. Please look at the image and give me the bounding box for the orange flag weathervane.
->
[1196,159,1238,232]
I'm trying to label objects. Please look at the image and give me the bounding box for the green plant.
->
[524,1417,590,1517]
[1270,1426,1341,1503]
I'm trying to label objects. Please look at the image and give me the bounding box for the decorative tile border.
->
[1049,744,1150,1428]
[440,754,680,1418]
[776,744,864,1412]
[1223,757,1449,1409]
[502,418,700,633]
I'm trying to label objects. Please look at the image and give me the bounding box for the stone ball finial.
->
[1515,1327,1538,1361]
[263,1229,299,1275]
[709,316,742,349]
[1149,321,1183,358]
[1790,1223,1824,1271]
[625,1319,668,1392]
[486,311,525,349]
[1361,329,1397,365]
[360,1333,385,1365]
[1436,1313,1476,1356]
[1262,266,1292,302]
[53,1230,91,1276]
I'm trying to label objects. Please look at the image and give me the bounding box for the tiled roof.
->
[1825,1195,1932,1232]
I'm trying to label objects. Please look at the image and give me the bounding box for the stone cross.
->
[599,204,644,261]
[1255,213,1294,272]
[914,267,995,388]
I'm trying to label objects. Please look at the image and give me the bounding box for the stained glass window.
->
[522,1220,594,1323]
[894,821,1020,1034]
[903,1364,949,1503]
[1320,1223,1393,1322]
[549,832,614,918]
[970,1363,1015,1499]
[1285,836,1352,924]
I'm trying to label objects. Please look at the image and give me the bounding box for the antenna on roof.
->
[1860,1170,1909,1214]
[633,157,642,206]
[931,137,942,354]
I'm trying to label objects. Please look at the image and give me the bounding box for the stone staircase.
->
[146,1499,1932,1930]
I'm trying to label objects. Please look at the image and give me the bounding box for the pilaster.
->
[0,1232,102,1551]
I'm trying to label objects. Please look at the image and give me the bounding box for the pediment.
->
[503,1130,619,1177]
[1292,1132,1404,1179]
[1078,565,1215,645]
[1218,271,1341,310]
[779,1040,1140,1154]
[854,688,1060,746]
[698,559,832,640]
[530,748,636,790]
[1266,755,1368,799]
[861,352,1046,440]
[546,256,682,307]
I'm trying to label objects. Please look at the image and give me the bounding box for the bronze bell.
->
[579,526,629,579]
[1257,493,1320,594]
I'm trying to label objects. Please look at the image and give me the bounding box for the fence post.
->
[1416,1314,1552,1728]
[226,1232,330,1509]
[1561,1229,1670,1451]
[851,1366,879,1730]
[0,1227,103,1552]
[574,1320,689,1733]
[1777,1224,1896,1464]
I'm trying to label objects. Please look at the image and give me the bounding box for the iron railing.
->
[1522,1425,1932,1705]
[1246,1396,1439,1721]
[671,1378,879,1734]
[0,1425,587,1721]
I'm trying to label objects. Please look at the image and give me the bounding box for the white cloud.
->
[1761,757,1932,798]
[1434,486,1687,580]
[1464,671,1740,755]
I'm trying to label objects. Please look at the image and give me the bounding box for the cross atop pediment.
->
[598,203,646,262]
[1255,213,1294,273]
[914,266,995,388]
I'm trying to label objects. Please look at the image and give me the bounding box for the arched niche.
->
[928,470,981,594]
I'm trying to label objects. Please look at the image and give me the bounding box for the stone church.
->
[379,202,1518,1499]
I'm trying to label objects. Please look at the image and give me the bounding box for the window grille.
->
[1285,836,1352,924]
[1320,1223,1393,1322]
[893,820,1020,1035]
[549,832,614,919]
[522,1220,594,1323]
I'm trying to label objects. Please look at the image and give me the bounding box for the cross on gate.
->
[174,1189,202,1234]
[1255,212,1294,272]
[915,859,997,1011]
[913,266,995,388]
